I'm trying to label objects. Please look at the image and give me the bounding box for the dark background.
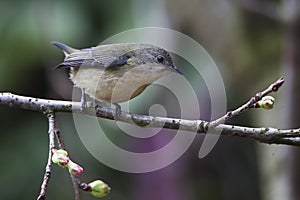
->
[0,0,299,199]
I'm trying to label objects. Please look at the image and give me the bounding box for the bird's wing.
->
[54,47,130,69]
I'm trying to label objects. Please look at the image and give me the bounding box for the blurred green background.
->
[1,0,300,199]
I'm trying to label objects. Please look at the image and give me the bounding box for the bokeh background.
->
[1,0,300,199]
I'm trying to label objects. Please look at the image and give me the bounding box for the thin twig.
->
[55,129,65,149]
[70,175,80,200]
[54,129,80,200]
[37,111,56,200]
[210,77,285,127]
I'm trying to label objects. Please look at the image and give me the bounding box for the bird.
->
[52,41,182,113]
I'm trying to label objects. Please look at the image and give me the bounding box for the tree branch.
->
[37,111,56,200]
[1,77,300,146]
[54,129,80,200]
[210,77,284,127]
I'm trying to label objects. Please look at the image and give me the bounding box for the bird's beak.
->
[172,65,183,75]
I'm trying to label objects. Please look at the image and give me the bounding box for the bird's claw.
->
[80,88,87,112]
[113,103,122,119]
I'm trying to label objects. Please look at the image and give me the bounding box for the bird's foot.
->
[80,88,87,112]
[113,103,122,119]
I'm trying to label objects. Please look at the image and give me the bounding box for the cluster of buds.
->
[51,149,83,175]
[52,149,110,198]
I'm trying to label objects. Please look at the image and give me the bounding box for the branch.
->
[210,77,284,127]
[37,111,56,200]
[54,129,80,200]
[1,77,300,146]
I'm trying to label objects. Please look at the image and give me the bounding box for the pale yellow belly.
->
[70,68,160,103]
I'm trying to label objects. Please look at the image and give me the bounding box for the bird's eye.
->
[156,55,164,63]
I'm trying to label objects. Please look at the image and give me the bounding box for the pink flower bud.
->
[88,180,110,198]
[257,96,275,110]
[67,160,83,175]
[52,149,70,167]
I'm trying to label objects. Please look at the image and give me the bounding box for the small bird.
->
[52,41,182,110]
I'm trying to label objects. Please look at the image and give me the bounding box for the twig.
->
[70,175,80,200]
[37,111,56,200]
[55,129,80,200]
[210,77,284,127]
[55,129,65,149]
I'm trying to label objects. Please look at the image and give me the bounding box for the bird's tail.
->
[51,41,77,56]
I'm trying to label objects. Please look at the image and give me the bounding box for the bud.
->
[67,160,83,175]
[52,149,70,167]
[257,96,275,110]
[88,180,111,198]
